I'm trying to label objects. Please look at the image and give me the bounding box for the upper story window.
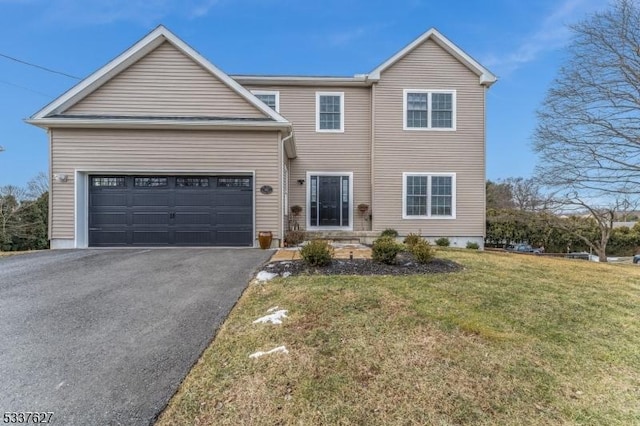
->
[251,90,279,112]
[316,92,344,133]
[403,90,456,131]
[402,172,456,219]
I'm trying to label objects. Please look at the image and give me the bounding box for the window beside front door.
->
[308,173,352,229]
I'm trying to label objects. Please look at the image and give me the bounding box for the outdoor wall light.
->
[297,179,305,185]
[53,173,68,183]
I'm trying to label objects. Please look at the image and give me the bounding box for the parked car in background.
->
[633,254,640,264]
[507,244,542,254]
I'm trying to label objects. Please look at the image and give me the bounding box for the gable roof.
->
[29,25,290,125]
[369,28,496,86]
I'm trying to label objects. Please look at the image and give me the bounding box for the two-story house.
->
[28,26,496,249]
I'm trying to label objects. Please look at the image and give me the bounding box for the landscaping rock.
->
[256,271,278,281]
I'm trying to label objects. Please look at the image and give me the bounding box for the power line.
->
[0,52,81,80]
[0,79,53,98]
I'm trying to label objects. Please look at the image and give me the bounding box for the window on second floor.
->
[403,90,456,130]
[251,90,279,112]
[316,92,344,133]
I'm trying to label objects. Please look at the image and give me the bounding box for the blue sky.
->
[0,0,608,188]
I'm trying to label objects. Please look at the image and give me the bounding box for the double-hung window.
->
[316,92,344,132]
[403,173,456,219]
[251,90,279,112]
[403,90,456,130]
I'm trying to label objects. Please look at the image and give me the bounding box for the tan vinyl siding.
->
[373,38,486,237]
[50,128,280,241]
[247,85,372,232]
[67,42,266,118]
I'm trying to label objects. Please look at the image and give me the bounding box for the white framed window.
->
[402,172,456,219]
[316,92,344,133]
[251,90,280,112]
[403,89,456,131]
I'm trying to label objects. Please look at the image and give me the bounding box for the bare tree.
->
[27,171,49,199]
[0,185,27,246]
[534,0,640,194]
[545,194,636,262]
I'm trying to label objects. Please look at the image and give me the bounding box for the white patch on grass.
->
[253,310,288,325]
[282,271,292,278]
[249,345,289,359]
[266,306,279,313]
[256,271,278,281]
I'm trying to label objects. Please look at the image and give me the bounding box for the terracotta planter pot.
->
[258,231,273,249]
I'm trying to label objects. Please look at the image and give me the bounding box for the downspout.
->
[47,128,53,245]
[281,130,294,246]
[370,83,376,232]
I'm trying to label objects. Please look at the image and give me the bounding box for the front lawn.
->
[157,250,640,425]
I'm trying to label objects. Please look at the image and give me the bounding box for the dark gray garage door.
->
[89,175,253,247]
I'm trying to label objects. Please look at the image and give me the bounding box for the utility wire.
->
[0,79,54,98]
[0,52,81,80]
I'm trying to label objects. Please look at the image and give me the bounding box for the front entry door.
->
[309,174,350,228]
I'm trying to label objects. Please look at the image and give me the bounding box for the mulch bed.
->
[265,252,463,276]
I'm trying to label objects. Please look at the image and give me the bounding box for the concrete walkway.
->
[271,245,372,261]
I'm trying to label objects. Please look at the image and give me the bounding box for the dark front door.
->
[88,175,253,247]
[319,176,340,226]
[309,174,350,228]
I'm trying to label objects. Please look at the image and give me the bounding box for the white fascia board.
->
[31,26,290,123]
[25,117,291,131]
[232,75,372,87]
[368,28,497,87]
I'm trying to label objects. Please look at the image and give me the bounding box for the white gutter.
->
[25,118,291,131]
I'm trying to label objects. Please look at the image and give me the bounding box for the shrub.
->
[403,233,422,248]
[372,236,404,265]
[466,241,480,250]
[381,228,399,238]
[435,237,450,247]
[300,239,334,266]
[411,240,435,264]
[284,230,305,246]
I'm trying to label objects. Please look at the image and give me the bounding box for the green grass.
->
[157,250,640,425]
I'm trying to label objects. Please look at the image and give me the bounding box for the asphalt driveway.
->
[0,248,272,425]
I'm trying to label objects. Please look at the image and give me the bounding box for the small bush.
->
[284,230,305,246]
[403,233,422,248]
[381,228,399,238]
[411,240,435,264]
[372,236,404,265]
[435,237,450,247]
[466,241,480,250]
[300,239,334,266]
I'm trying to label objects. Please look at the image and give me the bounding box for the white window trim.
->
[403,89,456,131]
[251,90,280,112]
[306,171,353,231]
[402,172,456,219]
[316,91,345,133]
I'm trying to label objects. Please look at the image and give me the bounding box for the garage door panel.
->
[216,230,252,246]
[89,175,253,247]
[91,212,127,226]
[174,212,211,225]
[91,231,128,246]
[132,212,170,225]
[132,192,171,207]
[174,192,213,206]
[216,211,252,226]
[174,231,212,245]
[132,230,171,245]
[91,193,128,207]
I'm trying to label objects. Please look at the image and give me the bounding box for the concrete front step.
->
[304,231,379,245]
